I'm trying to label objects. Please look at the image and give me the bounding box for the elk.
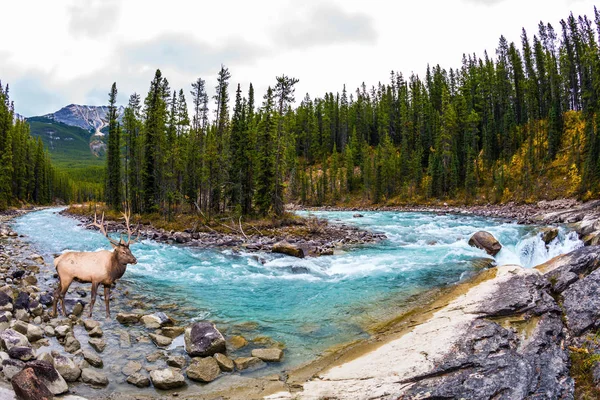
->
[52,210,139,318]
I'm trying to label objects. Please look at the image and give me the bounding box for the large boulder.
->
[0,329,30,350]
[149,368,185,390]
[27,360,68,395]
[468,231,502,256]
[11,368,53,400]
[184,322,226,357]
[186,357,221,382]
[52,352,81,382]
[272,241,305,258]
[536,246,600,293]
[81,368,109,386]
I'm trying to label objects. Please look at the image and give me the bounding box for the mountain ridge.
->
[36,104,125,136]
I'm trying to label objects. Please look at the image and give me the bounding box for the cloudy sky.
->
[0,0,597,116]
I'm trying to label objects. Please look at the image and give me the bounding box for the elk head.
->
[90,209,140,265]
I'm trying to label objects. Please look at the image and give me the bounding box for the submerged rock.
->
[127,372,151,388]
[185,322,226,357]
[234,356,265,371]
[468,231,502,256]
[81,368,109,386]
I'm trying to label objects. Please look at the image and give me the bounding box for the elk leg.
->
[52,279,62,317]
[59,277,72,317]
[88,282,99,318]
[104,285,111,318]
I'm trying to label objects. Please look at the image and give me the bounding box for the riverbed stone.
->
[126,372,151,388]
[141,312,173,329]
[0,329,29,350]
[272,241,305,258]
[149,333,172,348]
[11,367,54,400]
[540,227,559,245]
[468,231,502,256]
[146,350,165,362]
[214,353,234,372]
[149,368,186,389]
[116,313,140,325]
[81,368,109,386]
[228,335,248,350]
[44,326,55,337]
[122,360,142,376]
[14,291,30,310]
[160,326,185,338]
[187,357,220,382]
[14,309,29,322]
[0,291,13,312]
[2,359,25,380]
[64,335,81,353]
[25,324,44,342]
[52,352,81,382]
[252,348,284,362]
[119,331,131,348]
[27,360,69,395]
[88,338,106,353]
[83,319,100,331]
[82,349,103,368]
[234,356,265,371]
[71,302,84,317]
[88,326,103,338]
[166,355,186,369]
[184,322,226,357]
[8,346,35,361]
[54,325,70,338]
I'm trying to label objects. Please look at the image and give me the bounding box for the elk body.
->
[52,211,139,318]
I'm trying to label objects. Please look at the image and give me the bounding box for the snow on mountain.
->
[40,104,125,135]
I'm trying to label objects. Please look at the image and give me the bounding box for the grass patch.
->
[570,333,600,399]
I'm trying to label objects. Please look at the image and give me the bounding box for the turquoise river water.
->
[12,208,582,371]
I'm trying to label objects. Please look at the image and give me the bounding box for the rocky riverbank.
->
[0,210,297,399]
[61,207,387,258]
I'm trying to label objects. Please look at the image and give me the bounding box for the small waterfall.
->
[496,228,583,268]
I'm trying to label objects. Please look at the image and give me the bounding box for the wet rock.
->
[252,348,283,362]
[27,360,68,395]
[149,368,186,389]
[0,329,29,350]
[8,346,35,361]
[146,350,166,363]
[0,291,13,312]
[64,335,81,353]
[122,360,142,376]
[39,293,53,307]
[141,312,173,329]
[540,227,559,245]
[353,213,364,218]
[14,309,30,322]
[468,231,502,256]
[116,313,140,325]
[160,326,185,338]
[51,352,81,382]
[126,372,151,388]
[54,325,70,338]
[83,319,100,331]
[272,241,305,258]
[81,368,109,386]
[214,353,234,372]
[88,338,106,353]
[25,324,44,342]
[184,322,226,357]
[88,326,103,338]
[43,327,54,340]
[149,333,172,348]
[11,270,25,280]
[537,246,600,293]
[14,291,30,310]
[82,349,103,368]
[11,367,54,400]
[119,331,131,348]
[166,355,186,369]
[187,357,220,382]
[71,302,83,317]
[234,357,265,371]
[228,335,248,350]
[2,359,25,380]
[38,352,54,364]
[24,275,37,286]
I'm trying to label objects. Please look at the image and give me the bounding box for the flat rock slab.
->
[150,368,185,390]
[252,348,283,362]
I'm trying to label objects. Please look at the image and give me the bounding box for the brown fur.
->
[52,210,138,318]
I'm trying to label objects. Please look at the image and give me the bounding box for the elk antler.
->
[121,207,140,245]
[89,212,121,247]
